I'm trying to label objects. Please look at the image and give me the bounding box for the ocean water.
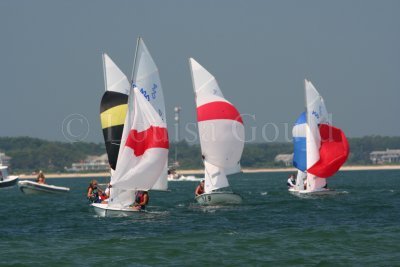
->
[0,170,399,266]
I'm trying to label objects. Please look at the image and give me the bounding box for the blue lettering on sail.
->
[312,110,320,119]
[133,82,157,102]
[140,88,150,101]
[151,84,158,99]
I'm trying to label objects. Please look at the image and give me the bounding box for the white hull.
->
[0,176,19,188]
[91,203,141,217]
[18,180,70,195]
[289,187,338,196]
[195,192,243,205]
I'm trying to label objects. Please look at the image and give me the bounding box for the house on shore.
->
[370,149,400,164]
[274,153,293,167]
[0,152,11,166]
[66,154,109,172]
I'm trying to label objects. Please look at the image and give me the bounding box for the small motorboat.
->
[18,180,70,195]
[0,166,19,189]
[167,168,200,182]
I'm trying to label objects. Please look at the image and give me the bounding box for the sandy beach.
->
[17,165,400,179]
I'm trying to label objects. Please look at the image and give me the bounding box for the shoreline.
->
[17,165,400,179]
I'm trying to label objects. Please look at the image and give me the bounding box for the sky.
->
[0,0,399,143]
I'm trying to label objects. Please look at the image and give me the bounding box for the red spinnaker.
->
[307,124,349,178]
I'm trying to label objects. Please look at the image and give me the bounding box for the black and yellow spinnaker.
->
[100,91,128,170]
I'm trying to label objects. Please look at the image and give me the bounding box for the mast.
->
[130,36,141,85]
[188,58,196,93]
[174,106,181,165]
[304,79,308,121]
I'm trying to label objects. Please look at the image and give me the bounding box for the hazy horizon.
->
[1,0,399,143]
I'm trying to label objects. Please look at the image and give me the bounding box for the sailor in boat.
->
[287,174,296,188]
[167,167,179,180]
[36,171,46,184]
[99,183,111,203]
[103,183,111,199]
[131,190,149,211]
[195,180,205,197]
[87,179,103,203]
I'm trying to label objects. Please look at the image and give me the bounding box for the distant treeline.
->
[0,137,104,173]
[170,136,400,169]
[0,136,399,172]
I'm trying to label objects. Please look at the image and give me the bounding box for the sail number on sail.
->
[131,82,158,102]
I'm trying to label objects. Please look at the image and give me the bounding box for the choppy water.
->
[1,170,399,266]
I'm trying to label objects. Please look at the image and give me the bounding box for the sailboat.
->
[93,38,169,216]
[189,58,244,205]
[0,165,18,189]
[290,79,349,195]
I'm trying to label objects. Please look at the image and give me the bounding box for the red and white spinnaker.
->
[108,87,169,208]
[189,58,244,194]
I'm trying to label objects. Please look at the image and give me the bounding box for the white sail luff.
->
[305,79,324,169]
[130,37,141,82]
[204,160,230,193]
[295,170,306,191]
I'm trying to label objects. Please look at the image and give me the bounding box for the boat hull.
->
[18,180,70,195]
[91,203,141,217]
[195,192,243,205]
[0,176,19,189]
[289,187,338,195]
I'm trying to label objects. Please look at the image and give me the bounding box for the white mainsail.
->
[295,170,307,191]
[102,53,130,94]
[108,88,169,208]
[189,58,244,193]
[131,38,168,191]
[132,38,166,122]
[203,160,229,193]
[304,79,329,191]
